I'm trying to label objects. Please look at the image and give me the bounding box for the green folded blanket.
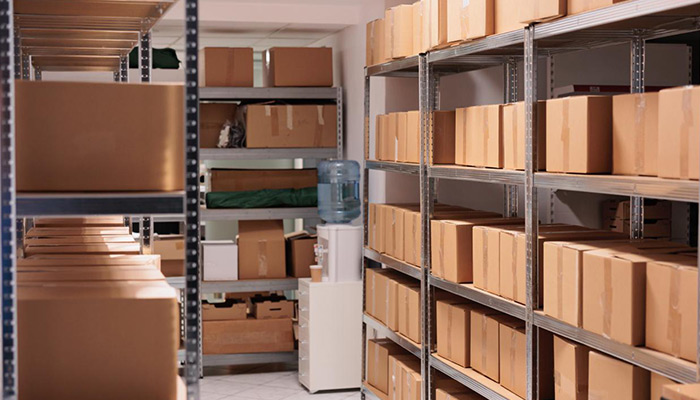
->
[206,187,318,209]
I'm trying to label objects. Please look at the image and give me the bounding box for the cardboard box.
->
[198,47,254,87]
[464,0,494,40]
[419,0,431,53]
[389,354,416,400]
[651,373,676,400]
[365,268,377,317]
[567,0,624,15]
[431,217,524,284]
[386,113,399,162]
[18,280,179,400]
[554,335,589,400]
[436,300,474,367]
[16,80,184,192]
[455,108,467,165]
[519,0,567,23]
[24,242,141,256]
[412,2,423,55]
[546,96,613,174]
[370,203,382,252]
[209,168,317,192]
[384,8,394,62]
[499,318,527,398]
[161,260,183,278]
[203,318,294,354]
[401,358,422,400]
[17,264,165,283]
[392,5,414,58]
[469,308,502,381]
[607,218,671,239]
[24,235,135,246]
[153,235,184,271]
[397,112,409,163]
[398,283,421,344]
[427,0,448,49]
[446,0,466,43]
[376,114,388,161]
[262,47,333,87]
[200,103,238,148]
[372,269,393,325]
[367,18,387,66]
[237,220,286,280]
[368,339,406,395]
[473,225,508,295]
[612,92,659,176]
[502,101,547,170]
[658,86,700,180]
[18,254,161,269]
[662,384,700,400]
[406,111,421,164]
[495,0,527,34]
[432,111,456,165]
[245,105,337,148]
[250,296,294,319]
[582,249,649,346]
[285,232,316,278]
[588,351,650,399]
[404,211,421,266]
[202,240,238,281]
[33,216,125,228]
[202,299,247,321]
[465,104,502,168]
[436,389,482,400]
[602,199,671,220]
[646,256,698,362]
[26,226,130,237]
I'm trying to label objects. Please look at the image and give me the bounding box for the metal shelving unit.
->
[364,248,421,280]
[361,2,700,400]
[363,313,420,357]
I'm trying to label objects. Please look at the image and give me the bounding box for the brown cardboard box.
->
[26,226,130,237]
[607,218,671,239]
[24,242,141,256]
[397,112,409,163]
[588,351,650,400]
[502,101,547,170]
[384,8,394,61]
[198,47,254,87]
[238,220,286,280]
[646,256,698,362]
[368,339,406,395]
[389,354,416,400]
[651,373,676,400]
[419,0,432,54]
[465,104,502,168]
[372,269,392,325]
[398,283,421,344]
[401,358,422,400]
[203,318,294,354]
[404,211,421,266]
[386,113,399,162]
[662,384,700,400]
[567,0,624,15]
[519,0,567,23]
[18,280,179,400]
[432,111,456,165]
[16,80,184,192]
[18,254,161,269]
[370,203,382,252]
[365,268,377,317]
[602,199,671,220]
[250,295,293,319]
[436,389,482,400]
[376,114,388,161]
[33,216,125,228]
[24,235,135,246]
[494,0,527,34]
[455,107,468,165]
[499,318,527,398]
[210,168,317,192]
[464,0,494,40]
[406,111,421,164]
[612,92,659,176]
[473,225,509,295]
[285,232,316,278]
[428,0,448,49]
[546,96,613,174]
[437,300,475,367]
[431,217,524,284]
[202,300,247,321]
[367,18,387,66]
[245,105,337,148]
[392,4,414,58]
[554,335,589,400]
[200,103,238,148]
[658,86,700,180]
[413,1,424,55]
[446,0,466,43]
[262,47,333,87]
[582,249,649,346]
[383,205,396,257]
[17,264,165,282]
[153,235,184,261]
[161,261,183,278]
[469,308,502,381]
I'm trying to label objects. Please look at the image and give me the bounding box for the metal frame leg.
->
[337,87,344,159]
[360,70,370,400]
[630,35,646,240]
[20,54,28,80]
[33,68,40,81]
[119,55,128,82]
[140,217,153,254]
[140,31,152,83]
[504,58,519,217]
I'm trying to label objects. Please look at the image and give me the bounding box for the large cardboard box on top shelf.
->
[658,85,700,180]
[553,335,590,400]
[391,4,414,59]
[464,0,495,40]
[612,92,659,176]
[588,351,650,400]
[209,168,317,192]
[153,235,185,278]
[203,318,294,354]
[245,105,337,149]
[262,47,333,87]
[16,80,184,192]
[567,0,624,15]
[502,101,547,171]
[198,47,254,88]
[546,95,613,174]
[366,18,387,66]
[237,220,286,280]
[519,0,567,23]
[18,280,179,400]
[494,0,527,34]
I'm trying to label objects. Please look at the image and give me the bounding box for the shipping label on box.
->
[612,92,659,176]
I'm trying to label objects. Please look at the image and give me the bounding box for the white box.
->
[202,240,238,281]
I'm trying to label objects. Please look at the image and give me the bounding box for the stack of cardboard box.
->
[602,199,671,239]
[365,269,421,344]
[18,217,182,400]
[366,339,422,400]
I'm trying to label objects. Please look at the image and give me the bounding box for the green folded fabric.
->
[206,187,318,209]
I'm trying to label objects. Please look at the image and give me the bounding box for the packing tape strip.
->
[265,105,271,117]
[601,258,613,339]
[482,107,489,166]
[446,305,453,358]
[481,313,488,371]
[482,229,489,290]
[314,106,324,147]
[461,108,468,164]
[512,105,519,168]
[371,273,376,315]
[271,107,280,137]
[554,370,579,398]
[562,98,570,172]
[634,94,646,175]
[374,347,379,386]
[681,87,693,179]
[438,222,445,278]
[511,233,518,301]
[257,240,268,277]
[556,245,564,319]
[668,266,682,357]
[286,105,294,131]
[385,278,391,327]
[510,329,517,389]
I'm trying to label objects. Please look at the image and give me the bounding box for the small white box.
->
[202,240,238,281]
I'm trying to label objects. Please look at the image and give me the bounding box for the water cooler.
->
[314,224,362,282]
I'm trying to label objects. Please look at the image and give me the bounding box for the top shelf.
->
[199,87,341,101]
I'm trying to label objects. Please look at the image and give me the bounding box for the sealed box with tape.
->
[237,220,286,280]
[588,351,650,399]
[612,92,659,176]
[657,86,700,180]
[245,105,337,149]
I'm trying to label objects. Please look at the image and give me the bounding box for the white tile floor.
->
[201,364,361,400]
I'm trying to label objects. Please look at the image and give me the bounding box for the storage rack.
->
[361,2,700,400]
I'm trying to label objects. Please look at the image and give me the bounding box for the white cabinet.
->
[298,278,362,393]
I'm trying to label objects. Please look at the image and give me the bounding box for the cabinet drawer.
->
[298,288,310,319]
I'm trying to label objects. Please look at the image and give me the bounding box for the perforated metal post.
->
[140,31,151,83]
[12,29,19,81]
[20,55,28,80]
[524,25,539,400]
[184,0,202,396]
[630,35,645,240]
[119,55,128,82]
[140,217,152,254]
[360,70,370,400]
[337,87,344,159]
[0,0,17,397]
[504,58,519,217]
[33,68,40,81]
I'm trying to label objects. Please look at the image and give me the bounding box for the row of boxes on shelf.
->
[153,222,316,281]
[365,269,422,344]
[18,217,183,400]
[200,46,333,88]
[367,0,634,67]
[202,294,295,355]
[372,86,700,180]
[603,199,672,239]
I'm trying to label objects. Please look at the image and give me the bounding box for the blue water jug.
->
[317,160,361,224]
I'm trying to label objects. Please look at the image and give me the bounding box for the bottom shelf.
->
[203,352,298,367]
[362,382,386,400]
[363,313,421,357]
[431,355,520,400]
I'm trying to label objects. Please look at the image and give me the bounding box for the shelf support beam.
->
[119,55,128,82]
[504,58,519,217]
[630,34,645,240]
[140,31,151,83]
